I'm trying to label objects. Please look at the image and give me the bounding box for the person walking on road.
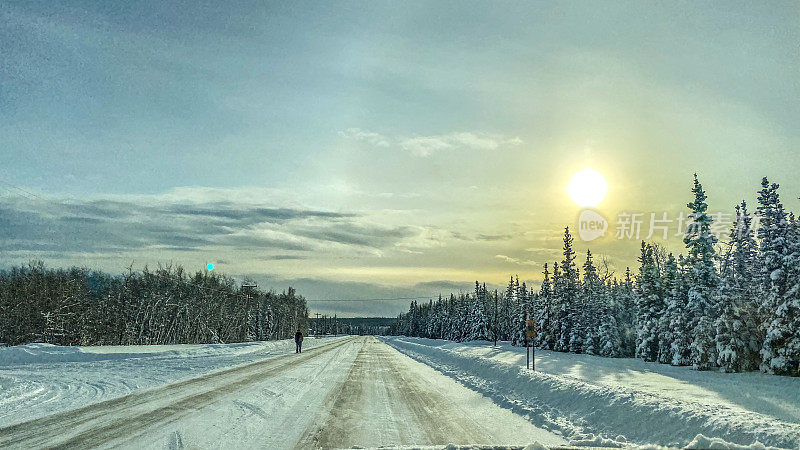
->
[295,329,303,353]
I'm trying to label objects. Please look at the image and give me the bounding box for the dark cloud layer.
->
[0,195,412,257]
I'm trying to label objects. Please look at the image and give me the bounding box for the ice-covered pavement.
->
[0,337,567,449]
[383,337,800,449]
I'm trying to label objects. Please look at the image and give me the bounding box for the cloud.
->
[0,189,425,258]
[494,254,538,266]
[258,254,306,260]
[338,128,390,147]
[476,233,514,241]
[450,232,515,242]
[339,129,522,157]
[401,132,522,157]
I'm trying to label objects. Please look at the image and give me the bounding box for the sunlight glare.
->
[568,168,608,207]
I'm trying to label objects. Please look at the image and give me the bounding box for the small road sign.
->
[525,319,536,338]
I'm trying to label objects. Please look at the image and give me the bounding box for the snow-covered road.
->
[0,337,567,449]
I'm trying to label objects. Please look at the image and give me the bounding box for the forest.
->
[391,176,800,376]
[311,316,394,336]
[0,263,309,346]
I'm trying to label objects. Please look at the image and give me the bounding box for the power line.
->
[306,296,434,302]
[0,170,88,205]
[0,177,45,202]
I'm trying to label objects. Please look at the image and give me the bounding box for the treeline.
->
[312,316,394,336]
[392,176,800,376]
[0,262,309,346]
[339,317,394,336]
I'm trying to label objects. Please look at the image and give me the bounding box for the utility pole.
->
[494,290,498,347]
[314,313,321,337]
[241,283,257,339]
[241,283,257,302]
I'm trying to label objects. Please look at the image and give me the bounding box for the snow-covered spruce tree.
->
[422,301,433,338]
[558,227,580,353]
[684,174,720,370]
[466,293,490,341]
[505,276,518,345]
[664,255,692,365]
[456,294,470,342]
[427,298,441,339]
[495,277,513,341]
[551,262,566,351]
[773,213,800,375]
[581,250,603,355]
[636,242,663,362]
[715,201,760,372]
[475,280,484,311]
[485,289,499,343]
[715,266,747,372]
[512,278,529,347]
[657,253,678,364]
[757,178,789,311]
[757,178,800,375]
[442,295,455,340]
[598,279,622,357]
[439,296,449,339]
[617,268,638,357]
[536,263,554,349]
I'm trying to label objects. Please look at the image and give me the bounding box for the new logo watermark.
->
[577,210,757,242]
[578,209,608,242]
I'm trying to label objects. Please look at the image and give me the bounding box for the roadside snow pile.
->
[685,434,783,450]
[0,343,154,365]
[0,336,347,427]
[0,341,284,366]
[383,337,800,449]
[310,439,783,450]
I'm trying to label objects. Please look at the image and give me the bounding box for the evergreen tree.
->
[512,277,529,346]
[684,174,720,370]
[618,268,637,357]
[598,279,622,357]
[550,262,565,351]
[636,242,663,362]
[657,253,678,364]
[665,255,692,365]
[581,250,603,355]
[466,293,490,341]
[558,227,580,353]
[537,263,554,349]
[758,179,800,375]
[715,202,760,372]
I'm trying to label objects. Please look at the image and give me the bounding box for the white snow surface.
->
[0,336,566,449]
[383,337,800,449]
[3,335,799,449]
[0,336,348,428]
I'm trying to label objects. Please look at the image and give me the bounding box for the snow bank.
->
[0,336,348,427]
[685,434,783,450]
[0,343,158,365]
[0,341,283,366]
[383,337,800,449]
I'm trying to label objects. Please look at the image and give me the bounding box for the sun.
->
[568,168,608,207]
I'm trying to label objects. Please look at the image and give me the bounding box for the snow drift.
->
[383,337,800,449]
[0,336,347,428]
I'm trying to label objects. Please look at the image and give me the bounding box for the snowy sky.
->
[2,1,799,316]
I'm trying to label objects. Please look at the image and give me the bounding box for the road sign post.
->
[525,319,536,371]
